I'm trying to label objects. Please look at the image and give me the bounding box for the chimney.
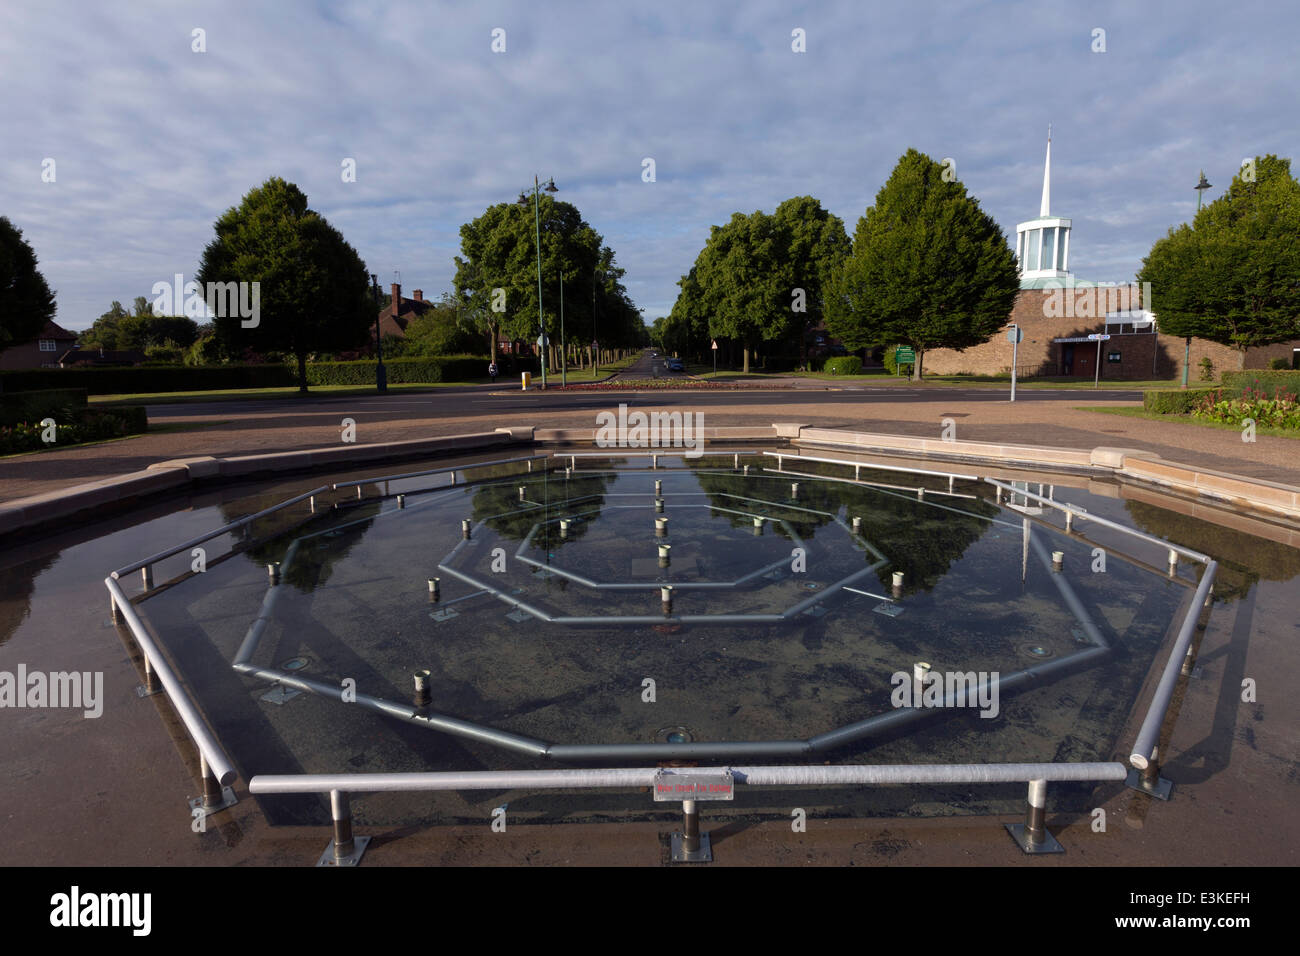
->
[413,289,423,302]
[391,283,401,314]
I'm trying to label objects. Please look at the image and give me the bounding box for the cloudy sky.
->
[2,0,1295,332]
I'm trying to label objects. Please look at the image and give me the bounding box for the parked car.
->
[665,358,684,372]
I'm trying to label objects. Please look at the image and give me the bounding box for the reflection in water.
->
[0,553,58,646]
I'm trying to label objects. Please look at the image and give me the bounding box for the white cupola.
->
[1015,127,1072,287]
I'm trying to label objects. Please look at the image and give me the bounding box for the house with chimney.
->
[0,320,80,370]
[377,283,435,340]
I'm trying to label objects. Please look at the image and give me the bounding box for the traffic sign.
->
[894,347,915,363]
[1086,333,1111,341]
[537,333,549,347]
[1006,327,1023,343]
[711,340,718,350]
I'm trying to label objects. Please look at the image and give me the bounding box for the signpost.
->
[894,346,915,377]
[1007,325,1022,402]
[711,339,718,375]
[1086,333,1110,388]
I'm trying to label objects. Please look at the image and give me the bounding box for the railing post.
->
[1006,778,1063,853]
[1127,745,1173,801]
[136,653,163,698]
[318,790,369,866]
[671,799,711,862]
[188,751,237,818]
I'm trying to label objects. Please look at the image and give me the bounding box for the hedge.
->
[305,355,490,385]
[824,356,863,375]
[0,388,88,426]
[1220,370,1300,399]
[1,365,295,395]
[1143,388,1221,414]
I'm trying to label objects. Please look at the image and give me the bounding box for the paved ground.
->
[2,380,1296,504]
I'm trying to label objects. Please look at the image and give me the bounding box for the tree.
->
[454,194,642,370]
[692,211,798,373]
[81,300,130,350]
[826,149,1020,380]
[772,197,851,370]
[196,177,371,392]
[400,294,482,356]
[1138,155,1300,369]
[0,216,57,356]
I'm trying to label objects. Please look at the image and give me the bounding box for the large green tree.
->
[0,216,57,356]
[1138,155,1300,369]
[453,194,642,370]
[772,197,851,370]
[826,149,1020,379]
[196,177,371,392]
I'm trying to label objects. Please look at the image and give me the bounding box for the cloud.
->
[1,0,1294,331]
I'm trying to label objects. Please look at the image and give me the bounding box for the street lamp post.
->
[371,274,387,393]
[559,273,566,387]
[1184,171,1213,389]
[519,176,557,389]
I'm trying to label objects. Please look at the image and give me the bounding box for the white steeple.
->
[1015,126,1072,289]
[1040,125,1051,217]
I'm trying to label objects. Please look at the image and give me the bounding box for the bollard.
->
[462,519,472,540]
[791,482,799,498]
[1051,551,1064,572]
[413,669,432,709]
[658,543,672,568]
[268,562,281,585]
[1167,549,1178,576]
[852,516,862,534]
[559,519,570,537]
[1006,779,1063,853]
[912,661,930,706]
[743,465,749,476]
[661,585,673,616]
[734,453,740,469]
[519,486,527,501]
[655,497,665,514]
[396,494,406,509]
[655,479,662,495]
[428,577,440,602]
[1065,512,1074,533]
[655,517,669,537]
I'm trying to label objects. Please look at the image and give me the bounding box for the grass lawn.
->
[1080,405,1300,440]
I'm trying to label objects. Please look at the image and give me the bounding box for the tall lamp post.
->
[1183,170,1213,389]
[518,176,558,389]
[559,273,566,387]
[371,274,387,393]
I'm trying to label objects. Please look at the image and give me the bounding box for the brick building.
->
[922,134,1300,379]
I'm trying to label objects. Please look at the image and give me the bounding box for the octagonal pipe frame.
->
[105,576,237,788]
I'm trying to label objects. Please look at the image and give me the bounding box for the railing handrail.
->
[248,761,1128,795]
[330,454,552,491]
[985,477,1211,563]
[765,451,980,481]
[112,485,330,578]
[105,575,237,785]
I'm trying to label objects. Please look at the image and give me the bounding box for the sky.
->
[2,0,1295,332]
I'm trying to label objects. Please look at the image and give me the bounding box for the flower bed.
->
[557,379,780,390]
[0,406,148,455]
[1191,386,1300,430]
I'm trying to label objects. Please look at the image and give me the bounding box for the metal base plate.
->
[188,786,238,817]
[505,608,531,623]
[260,685,302,705]
[1126,767,1173,801]
[1005,823,1065,855]
[430,608,460,622]
[670,832,712,863]
[874,602,904,618]
[317,835,371,867]
[136,683,164,698]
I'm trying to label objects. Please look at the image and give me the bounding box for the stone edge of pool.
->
[2,422,1298,541]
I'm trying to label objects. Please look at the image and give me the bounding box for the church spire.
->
[1040,125,1052,217]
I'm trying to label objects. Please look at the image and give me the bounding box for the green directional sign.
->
[894,347,915,363]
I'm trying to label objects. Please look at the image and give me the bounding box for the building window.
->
[39,339,58,351]
[1026,231,1040,271]
[1040,228,1055,271]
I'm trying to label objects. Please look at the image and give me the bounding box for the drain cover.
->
[1019,643,1055,659]
[280,657,310,671]
[656,726,694,744]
